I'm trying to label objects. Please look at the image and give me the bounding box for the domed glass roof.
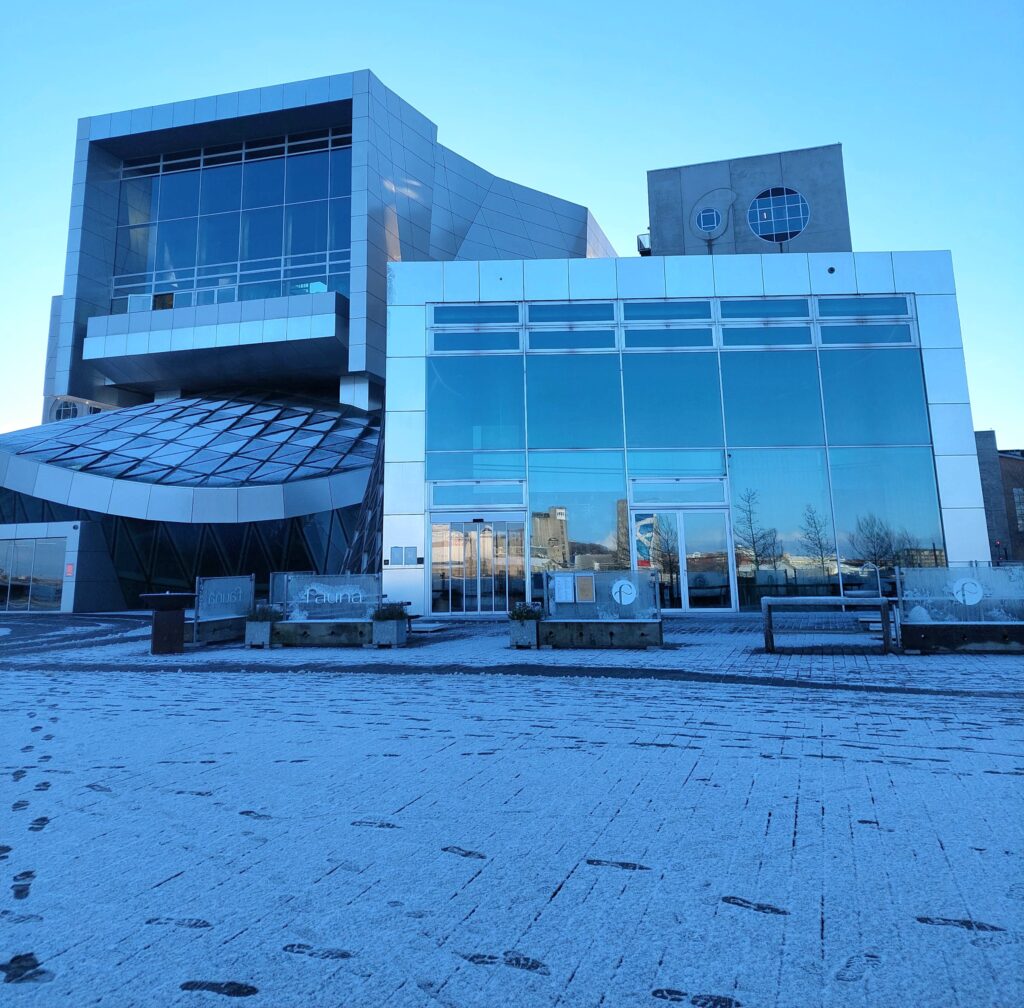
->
[0,393,379,489]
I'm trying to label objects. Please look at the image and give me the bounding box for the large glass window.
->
[627,449,727,477]
[199,164,242,215]
[115,225,156,275]
[197,213,240,266]
[240,206,284,260]
[622,353,723,448]
[721,351,824,446]
[426,451,526,480]
[526,355,623,449]
[728,448,837,607]
[242,157,285,209]
[28,538,65,612]
[285,201,329,255]
[158,170,200,219]
[155,217,198,271]
[829,447,944,568]
[820,348,931,445]
[528,451,628,571]
[427,356,525,451]
[330,147,352,197]
[118,176,159,226]
[286,151,329,203]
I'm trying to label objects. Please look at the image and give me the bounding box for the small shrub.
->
[373,603,409,621]
[509,602,542,621]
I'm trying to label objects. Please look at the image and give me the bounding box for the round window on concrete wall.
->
[747,187,810,243]
[695,207,722,234]
[53,400,79,421]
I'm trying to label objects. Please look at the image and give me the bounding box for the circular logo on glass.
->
[695,207,722,234]
[951,577,984,606]
[748,187,810,243]
[610,579,638,606]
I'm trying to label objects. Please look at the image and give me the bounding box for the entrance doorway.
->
[633,509,735,611]
[430,516,526,614]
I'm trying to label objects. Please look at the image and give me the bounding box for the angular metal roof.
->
[1,394,378,489]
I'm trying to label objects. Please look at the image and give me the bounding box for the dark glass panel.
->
[286,150,329,203]
[820,324,912,345]
[528,330,615,350]
[0,540,10,609]
[118,176,160,226]
[721,299,809,319]
[285,201,328,255]
[115,225,156,275]
[7,540,33,611]
[622,353,723,448]
[526,355,623,449]
[329,146,352,197]
[240,203,283,261]
[242,156,285,209]
[434,305,518,325]
[155,217,198,271]
[199,163,242,215]
[818,296,909,317]
[427,356,524,451]
[197,212,240,267]
[158,169,200,219]
[28,537,65,611]
[328,197,351,250]
[722,326,812,346]
[820,348,930,445]
[623,301,711,321]
[434,331,519,352]
[721,351,824,446]
[624,328,713,348]
[527,302,614,323]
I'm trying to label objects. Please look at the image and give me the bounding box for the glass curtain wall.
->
[113,129,352,312]
[424,295,946,611]
[0,537,66,612]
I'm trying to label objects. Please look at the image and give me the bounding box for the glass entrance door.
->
[430,516,526,614]
[633,509,734,611]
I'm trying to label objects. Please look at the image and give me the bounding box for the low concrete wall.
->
[538,620,663,650]
[271,621,373,647]
[194,617,246,644]
[902,623,1024,653]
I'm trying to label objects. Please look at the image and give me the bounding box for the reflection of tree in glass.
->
[652,515,681,595]
[733,488,781,570]
[799,504,834,575]
[847,514,917,568]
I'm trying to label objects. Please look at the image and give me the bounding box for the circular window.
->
[747,187,810,243]
[54,400,79,421]
[695,207,722,234]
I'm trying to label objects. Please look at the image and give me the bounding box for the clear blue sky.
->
[1,0,1021,443]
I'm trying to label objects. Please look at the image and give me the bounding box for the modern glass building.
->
[381,254,989,614]
[0,72,990,612]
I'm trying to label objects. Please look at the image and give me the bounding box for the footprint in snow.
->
[86,783,112,793]
[238,811,271,820]
[0,952,53,984]
[147,917,213,928]
[0,909,44,923]
[351,819,398,829]
[442,846,486,859]
[28,818,49,833]
[11,801,29,812]
[721,895,789,916]
[33,782,50,792]
[283,943,353,960]
[180,980,258,997]
[835,952,882,981]
[586,858,651,871]
[12,871,35,900]
[916,915,1004,932]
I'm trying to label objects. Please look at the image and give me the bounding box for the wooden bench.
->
[761,596,893,654]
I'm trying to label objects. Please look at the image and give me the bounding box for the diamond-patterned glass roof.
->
[0,394,380,488]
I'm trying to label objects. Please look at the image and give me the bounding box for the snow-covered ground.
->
[1,634,1022,1006]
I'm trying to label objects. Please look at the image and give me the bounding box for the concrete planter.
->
[244,621,273,648]
[538,620,663,650]
[508,620,539,649]
[272,621,373,647]
[902,622,1024,653]
[372,619,409,648]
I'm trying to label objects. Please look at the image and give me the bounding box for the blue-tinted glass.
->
[118,176,160,226]
[327,272,350,296]
[285,201,328,255]
[527,302,614,323]
[433,483,524,506]
[526,355,623,448]
[115,225,156,274]
[28,538,65,612]
[624,328,714,348]
[829,447,944,567]
[427,356,525,451]
[155,218,198,271]
[239,280,282,300]
[240,207,284,260]
[623,301,712,321]
[722,326,812,346]
[820,324,912,345]
[286,151,329,203]
[158,170,200,219]
[627,450,726,477]
[632,481,725,504]
[242,157,285,209]
[820,348,930,445]
[721,299,809,319]
[197,213,240,266]
[721,351,824,446]
[434,305,519,324]
[528,451,627,570]
[818,297,909,317]
[427,451,527,480]
[328,197,350,250]
[329,147,352,197]
[199,164,242,215]
[623,353,724,448]
[434,331,520,351]
[528,330,616,350]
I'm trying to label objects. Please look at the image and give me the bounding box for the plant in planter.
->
[245,603,280,648]
[372,602,409,647]
[508,601,542,648]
